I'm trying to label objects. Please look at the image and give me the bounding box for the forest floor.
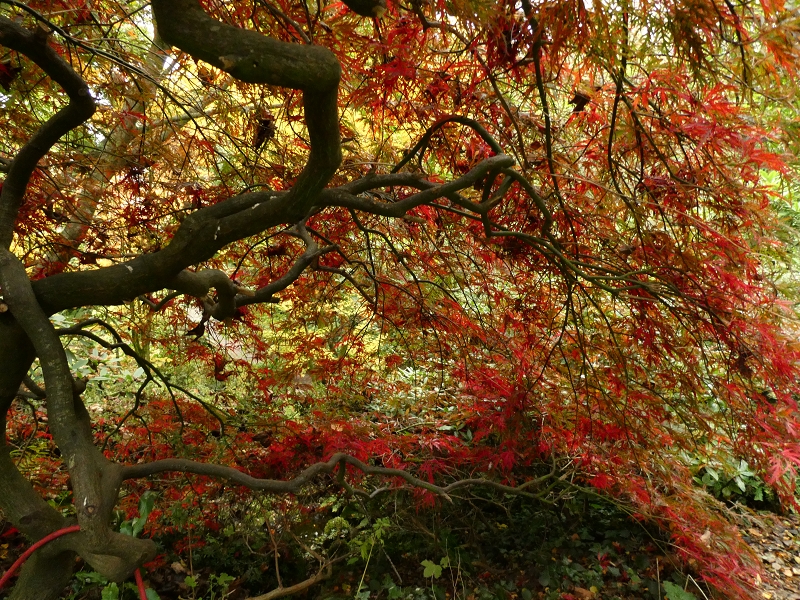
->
[744,511,800,600]
[1,505,800,599]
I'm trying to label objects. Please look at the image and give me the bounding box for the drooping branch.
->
[239,223,337,307]
[392,115,505,174]
[0,17,96,248]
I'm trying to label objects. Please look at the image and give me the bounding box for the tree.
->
[0,0,799,598]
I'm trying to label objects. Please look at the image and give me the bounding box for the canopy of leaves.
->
[0,0,799,598]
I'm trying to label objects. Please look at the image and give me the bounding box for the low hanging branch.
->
[120,451,563,502]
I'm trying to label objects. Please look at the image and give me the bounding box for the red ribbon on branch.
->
[0,525,148,600]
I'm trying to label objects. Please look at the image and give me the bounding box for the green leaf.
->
[131,517,145,537]
[101,583,120,600]
[421,559,443,579]
[138,491,157,521]
[360,540,372,560]
[131,491,157,537]
[185,575,198,589]
[145,589,161,600]
[663,581,697,600]
[212,573,235,588]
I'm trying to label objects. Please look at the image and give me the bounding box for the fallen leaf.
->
[171,561,186,573]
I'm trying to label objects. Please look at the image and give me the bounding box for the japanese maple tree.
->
[1,0,799,598]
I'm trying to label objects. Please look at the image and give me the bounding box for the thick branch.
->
[0,448,75,600]
[28,150,512,317]
[0,318,35,429]
[27,0,349,314]
[169,269,240,320]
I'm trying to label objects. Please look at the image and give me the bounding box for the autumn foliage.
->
[1,0,800,598]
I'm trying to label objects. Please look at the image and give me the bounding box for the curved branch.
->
[392,115,505,174]
[0,17,96,248]
[239,223,336,307]
[321,154,515,217]
[22,376,46,399]
[26,0,349,315]
[120,451,558,502]
[138,291,181,312]
[151,0,341,208]
[0,250,156,580]
[28,151,508,318]
[169,269,240,320]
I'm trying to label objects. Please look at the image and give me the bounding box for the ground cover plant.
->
[1,0,800,598]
